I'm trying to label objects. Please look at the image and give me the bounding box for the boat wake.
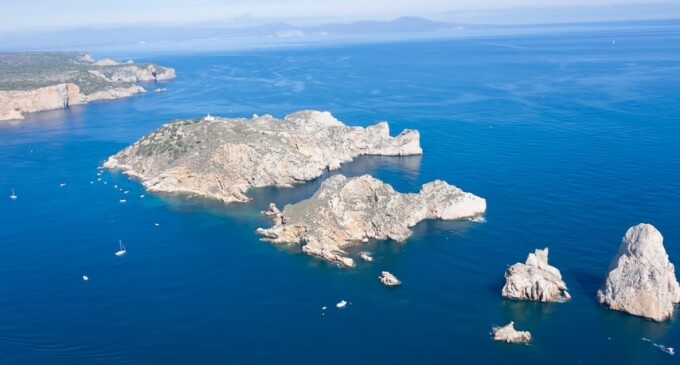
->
[642,337,675,355]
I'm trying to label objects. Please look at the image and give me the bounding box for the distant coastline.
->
[0,52,175,121]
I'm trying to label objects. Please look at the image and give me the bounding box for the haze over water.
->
[1,23,679,364]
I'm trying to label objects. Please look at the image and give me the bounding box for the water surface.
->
[1,25,679,364]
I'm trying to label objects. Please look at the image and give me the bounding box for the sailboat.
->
[115,240,127,256]
[9,189,17,200]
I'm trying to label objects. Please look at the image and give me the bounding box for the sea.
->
[1,23,679,364]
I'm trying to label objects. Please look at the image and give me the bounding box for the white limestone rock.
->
[492,322,531,344]
[257,174,486,267]
[502,248,571,302]
[597,223,680,322]
[379,271,401,286]
[104,111,423,204]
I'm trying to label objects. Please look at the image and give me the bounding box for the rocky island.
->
[257,174,486,267]
[491,322,532,344]
[104,111,422,203]
[379,271,401,286]
[0,52,176,121]
[502,248,571,302]
[597,223,680,322]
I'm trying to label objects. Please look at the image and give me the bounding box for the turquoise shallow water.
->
[1,25,680,364]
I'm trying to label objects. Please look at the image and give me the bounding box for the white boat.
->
[119,199,127,203]
[9,189,17,200]
[115,240,127,256]
[336,300,348,309]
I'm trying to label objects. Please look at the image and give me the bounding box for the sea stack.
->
[597,224,680,322]
[501,248,571,302]
[257,174,486,267]
[379,271,401,286]
[491,322,531,344]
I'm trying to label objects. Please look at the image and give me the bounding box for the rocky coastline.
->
[0,52,175,121]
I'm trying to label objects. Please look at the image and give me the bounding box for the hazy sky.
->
[4,0,680,31]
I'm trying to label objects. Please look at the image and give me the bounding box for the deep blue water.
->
[1,26,680,364]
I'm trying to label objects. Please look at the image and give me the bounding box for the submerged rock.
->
[502,248,570,302]
[491,322,531,344]
[360,251,374,262]
[597,223,680,322]
[104,111,422,203]
[257,174,486,267]
[379,271,401,286]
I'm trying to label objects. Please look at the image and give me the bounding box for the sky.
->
[3,0,680,32]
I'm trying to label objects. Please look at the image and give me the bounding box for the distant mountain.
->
[0,17,464,52]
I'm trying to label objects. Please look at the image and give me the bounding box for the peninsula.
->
[104,111,422,203]
[0,52,176,121]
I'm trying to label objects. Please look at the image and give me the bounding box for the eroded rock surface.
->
[104,111,422,204]
[257,174,486,267]
[491,322,532,344]
[501,248,571,302]
[0,52,175,121]
[597,223,680,322]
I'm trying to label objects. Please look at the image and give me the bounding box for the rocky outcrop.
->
[104,111,423,204]
[257,174,486,267]
[0,52,176,121]
[89,65,176,83]
[597,223,680,322]
[87,86,146,102]
[379,271,401,286]
[491,322,531,344]
[501,248,571,302]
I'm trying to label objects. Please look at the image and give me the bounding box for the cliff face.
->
[598,224,680,321]
[0,52,176,121]
[0,83,84,120]
[104,111,423,204]
[257,174,486,267]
